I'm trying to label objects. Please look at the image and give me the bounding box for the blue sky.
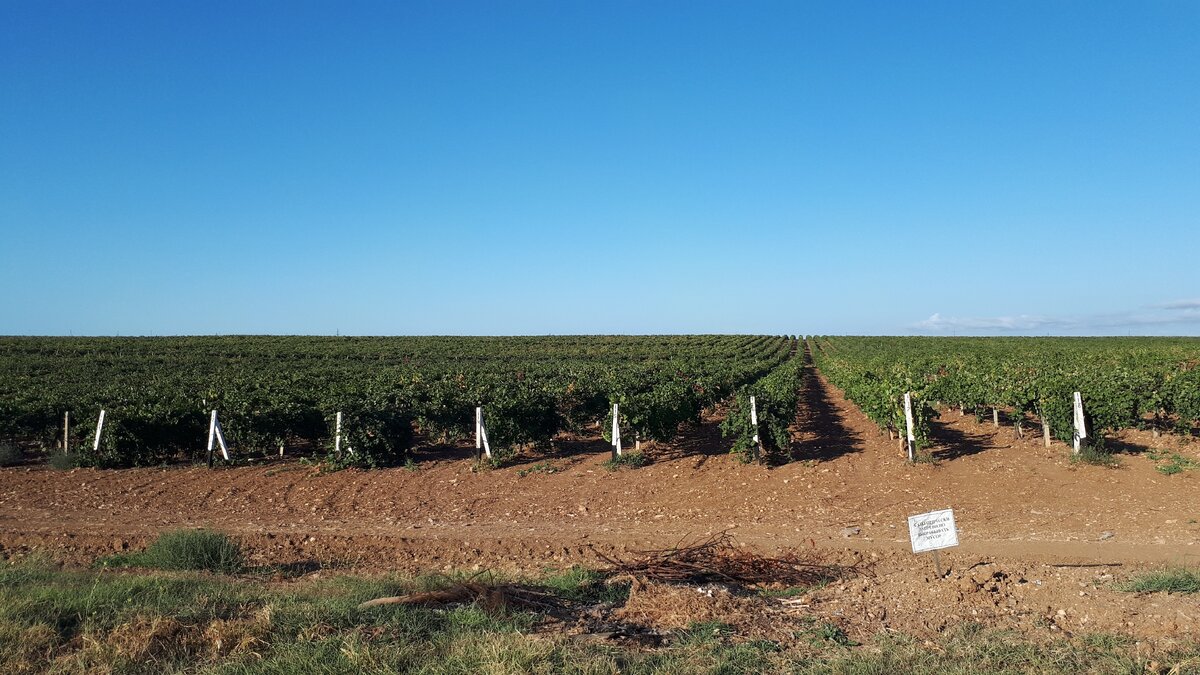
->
[2,1,1197,336]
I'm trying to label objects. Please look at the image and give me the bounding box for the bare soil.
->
[2,366,1198,647]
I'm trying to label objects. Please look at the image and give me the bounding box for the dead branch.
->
[358,581,567,615]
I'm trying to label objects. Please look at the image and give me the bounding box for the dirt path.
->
[2,366,1198,644]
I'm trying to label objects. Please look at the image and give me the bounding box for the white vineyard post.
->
[475,406,492,460]
[992,407,999,428]
[213,411,230,461]
[207,409,218,465]
[1043,420,1051,447]
[335,411,342,456]
[93,409,106,453]
[611,403,622,458]
[749,395,762,461]
[904,392,916,462]
[63,411,70,453]
[1072,392,1087,454]
[206,410,230,465]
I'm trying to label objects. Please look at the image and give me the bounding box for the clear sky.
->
[2,1,1197,336]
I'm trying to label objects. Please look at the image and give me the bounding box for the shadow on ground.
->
[927,417,1009,461]
[788,365,865,463]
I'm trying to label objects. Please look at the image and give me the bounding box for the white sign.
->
[907,508,959,553]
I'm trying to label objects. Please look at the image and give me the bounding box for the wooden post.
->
[1072,392,1087,454]
[1042,420,1051,448]
[904,393,916,462]
[992,407,999,428]
[93,410,106,452]
[63,411,70,453]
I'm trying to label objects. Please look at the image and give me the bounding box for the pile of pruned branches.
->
[591,532,855,587]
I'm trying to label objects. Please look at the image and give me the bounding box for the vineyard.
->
[0,335,799,468]
[2,335,1200,667]
[811,336,1200,454]
[3,335,1198,468]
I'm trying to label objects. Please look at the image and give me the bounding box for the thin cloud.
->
[915,302,1200,333]
[915,313,1070,331]
[1156,299,1200,310]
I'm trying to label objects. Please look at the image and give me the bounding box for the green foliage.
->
[323,408,415,469]
[810,336,1200,447]
[1119,568,1200,594]
[100,529,245,574]
[0,335,794,468]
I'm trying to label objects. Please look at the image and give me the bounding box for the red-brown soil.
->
[2,366,1197,646]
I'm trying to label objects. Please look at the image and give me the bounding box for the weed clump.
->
[603,451,647,471]
[1119,568,1200,594]
[1071,444,1120,468]
[0,444,22,467]
[48,450,78,470]
[1147,449,1198,475]
[103,530,244,574]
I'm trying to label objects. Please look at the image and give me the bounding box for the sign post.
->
[903,393,916,462]
[907,508,959,577]
[1072,392,1087,454]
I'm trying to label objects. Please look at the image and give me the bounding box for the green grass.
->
[1118,567,1200,594]
[517,461,559,477]
[100,530,245,574]
[1,558,1199,674]
[758,580,831,599]
[536,566,630,605]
